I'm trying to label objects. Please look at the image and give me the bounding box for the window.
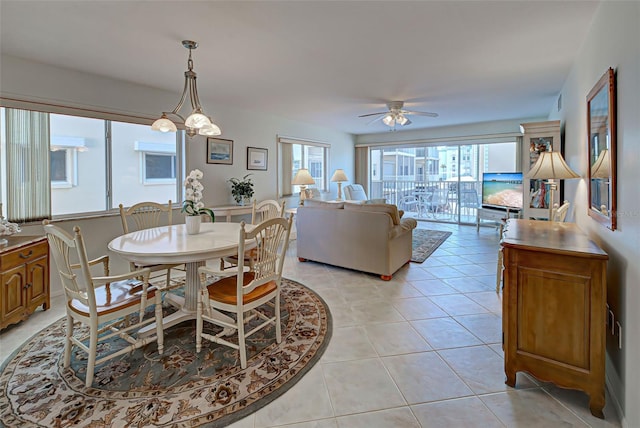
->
[367,139,519,224]
[0,107,183,221]
[144,153,176,181]
[277,136,330,197]
[50,149,70,184]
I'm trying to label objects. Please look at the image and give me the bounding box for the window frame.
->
[0,102,185,222]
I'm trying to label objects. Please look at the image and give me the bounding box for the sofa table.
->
[501,219,608,418]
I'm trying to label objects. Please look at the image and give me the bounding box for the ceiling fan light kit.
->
[151,40,222,138]
[359,100,438,130]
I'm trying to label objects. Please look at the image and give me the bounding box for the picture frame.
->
[206,138,233,165]
[587,67,617,230]
[246,147,268,171]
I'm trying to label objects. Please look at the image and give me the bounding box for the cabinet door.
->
[27,256,49,309]
[1,265,27,325]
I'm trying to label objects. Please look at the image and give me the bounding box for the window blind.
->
[5,109,50,222]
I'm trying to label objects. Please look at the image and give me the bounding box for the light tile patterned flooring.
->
[0,223,622,427]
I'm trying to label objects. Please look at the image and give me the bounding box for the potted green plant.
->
[228,173,255,205]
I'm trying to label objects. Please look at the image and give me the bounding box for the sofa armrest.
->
[389,218,417,239]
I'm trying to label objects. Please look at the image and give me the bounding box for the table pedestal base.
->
[139,261,235,337]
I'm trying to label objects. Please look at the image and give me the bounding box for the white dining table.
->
[108,222,255,334]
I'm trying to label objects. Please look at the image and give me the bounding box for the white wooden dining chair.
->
[44,222,164,387]
[220,199,286,271]
[119,201,183,287]
[197,215,293,368]
[551,201,571,222]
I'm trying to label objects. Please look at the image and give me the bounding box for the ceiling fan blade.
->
[358,111,387,118]
[366,115,386,125]
[404,110,439,118]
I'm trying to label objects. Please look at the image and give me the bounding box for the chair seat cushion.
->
[206,272,277,305]
[69,280,158,317]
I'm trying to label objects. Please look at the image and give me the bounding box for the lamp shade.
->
[292,168,315,185]
[525,151,580,180]
[331,169,348,182]
[151,114,178,133]
[199,122,222,136]
[184,110,212,129]
[591,149,610,179]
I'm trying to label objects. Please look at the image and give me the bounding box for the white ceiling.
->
[0,1,599,135]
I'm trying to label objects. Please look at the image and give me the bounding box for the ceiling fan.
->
[358,101,438,128]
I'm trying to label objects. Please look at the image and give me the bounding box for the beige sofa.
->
[296,200,417,280]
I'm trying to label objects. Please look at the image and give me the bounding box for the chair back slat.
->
[119,201,172,234]
[44,223,93,308]
[552,201,571,222]
[251,199,285,224]
[237,216,292,297]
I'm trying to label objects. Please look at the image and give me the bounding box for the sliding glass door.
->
[370,141,518,225]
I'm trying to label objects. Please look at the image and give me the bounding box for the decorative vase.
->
[185,215,201,235]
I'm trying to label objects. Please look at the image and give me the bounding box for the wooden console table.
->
[209,205,253,222]
[501,219,608,418]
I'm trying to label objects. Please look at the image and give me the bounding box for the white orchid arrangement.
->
[182,169,215,222]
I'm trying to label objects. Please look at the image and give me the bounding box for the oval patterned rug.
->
[0,278,331,428]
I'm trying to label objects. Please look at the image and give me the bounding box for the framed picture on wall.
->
[206,138,233,165]
[247,147,268,171]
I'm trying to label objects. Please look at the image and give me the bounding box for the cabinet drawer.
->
[0,241,48,271]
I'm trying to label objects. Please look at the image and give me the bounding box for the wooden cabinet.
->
[1,236,50,330]
[501,219,608,418]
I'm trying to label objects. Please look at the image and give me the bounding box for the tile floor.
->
[0,223,622,427]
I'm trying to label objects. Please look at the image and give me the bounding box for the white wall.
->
[1,55,355,295]
[548,2,640,426]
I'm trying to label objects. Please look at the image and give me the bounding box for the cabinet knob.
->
[19,250,34,259]
[24,283,32,289]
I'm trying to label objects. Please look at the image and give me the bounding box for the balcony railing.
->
[370,180,481,224]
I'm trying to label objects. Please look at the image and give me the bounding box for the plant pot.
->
[185,215,201,235]
[237,197,251,206]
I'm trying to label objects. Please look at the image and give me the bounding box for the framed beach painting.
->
[247,147,268,171]
[206,138,233,165]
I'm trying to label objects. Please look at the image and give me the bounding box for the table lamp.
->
[331,169,348,201]
[292,168,315,205]
[591,149,610,179]
[525,151,579,221]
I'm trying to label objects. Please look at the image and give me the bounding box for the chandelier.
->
[151,40,221,137]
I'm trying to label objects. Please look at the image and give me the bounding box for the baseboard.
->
[605,356,627,427]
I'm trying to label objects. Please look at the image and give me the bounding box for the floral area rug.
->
[0,278,332,427]
[411,229,452,263]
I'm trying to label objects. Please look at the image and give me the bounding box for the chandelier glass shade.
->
[151,40,221,138]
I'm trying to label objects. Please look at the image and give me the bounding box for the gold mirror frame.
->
[587,68,617,230]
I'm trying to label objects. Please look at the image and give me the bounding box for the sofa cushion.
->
[344,202,401,225]
[303,199,345,209]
